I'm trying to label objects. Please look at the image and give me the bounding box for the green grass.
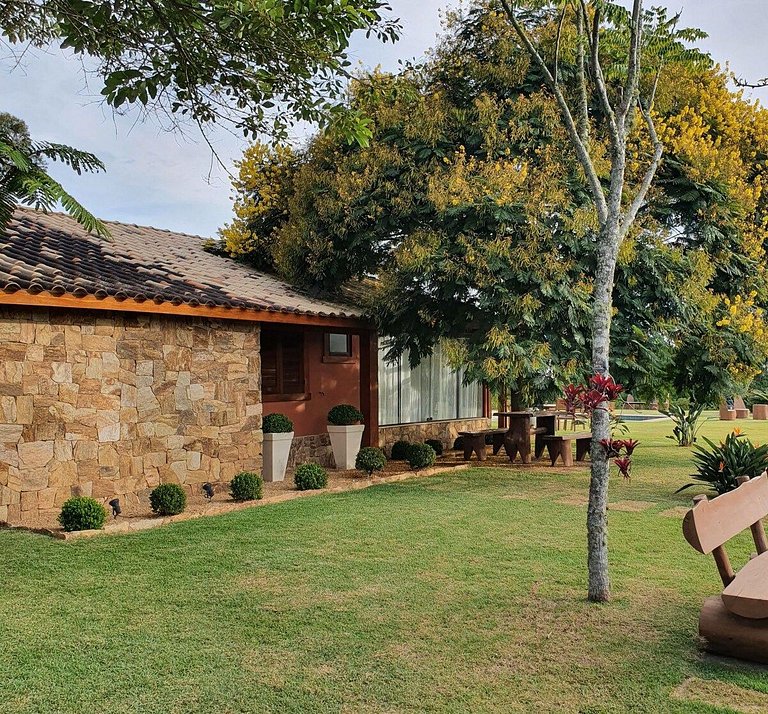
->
[2,414,768,713]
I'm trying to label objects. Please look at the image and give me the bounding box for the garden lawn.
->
[2,414,768,713]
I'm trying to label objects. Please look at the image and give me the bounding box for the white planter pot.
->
[262,432,294,482]
[327,424,365,470]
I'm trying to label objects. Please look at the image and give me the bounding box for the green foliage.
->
[149,483,187,516]
[390,440,412,460]
[220,3,768,405]
[678,432,768,495]
[661,401,706,447]
[294,463,328,491]
[58,497,107,532]
[1,2,398,143]
[229,472,264,502]
[424,439,444,456]
[355,447,387,476]
[262,413,294,434]
[0,112,107,236]
[407,443,436,471]
[327,404,364,426]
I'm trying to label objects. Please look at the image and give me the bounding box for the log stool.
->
[541,432,592,467]
[458,430,489,461]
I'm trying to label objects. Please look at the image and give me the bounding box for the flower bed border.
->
[4,463,469,541]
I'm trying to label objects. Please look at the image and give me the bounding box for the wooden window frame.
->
[261,330,310,402]
[323,331,355,364]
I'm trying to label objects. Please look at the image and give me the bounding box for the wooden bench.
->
[541,432,592,467]
[458,430,491,461]
[683,474,768,663]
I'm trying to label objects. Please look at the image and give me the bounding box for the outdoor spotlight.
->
[108,498,121,518]
[202,482,214,500]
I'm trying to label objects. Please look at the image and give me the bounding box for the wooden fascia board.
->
[0,290,370,330]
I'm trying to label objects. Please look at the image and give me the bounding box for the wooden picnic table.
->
[494,411,558,463]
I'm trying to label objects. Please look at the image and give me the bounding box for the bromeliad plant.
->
[661,401,705,447]
[564,376,637,480]
[677,430,768,496]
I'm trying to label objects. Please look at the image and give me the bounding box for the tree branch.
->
[580,0,618,139]
[500,0,608,224]
[576,6,590,145]
[619,0,643,123]
[620,101,663,238]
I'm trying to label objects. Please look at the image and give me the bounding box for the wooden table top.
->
[494,411,534,417]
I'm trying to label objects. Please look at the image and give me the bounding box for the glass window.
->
[325,332,352,357]
[378,340,483,425]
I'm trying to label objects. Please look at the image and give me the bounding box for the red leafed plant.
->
[563,376,638,479]
[614,456,632,480]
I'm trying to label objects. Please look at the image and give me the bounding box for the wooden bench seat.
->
[722,551,768,619]
[541,432,592,467]
[683,474,768,663]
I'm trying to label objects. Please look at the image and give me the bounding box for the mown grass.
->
[2,414,768,713]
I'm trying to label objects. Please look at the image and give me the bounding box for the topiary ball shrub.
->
[356,447,387,476]
[58,496,107,532]
[327,404,364,426]
[149,483,187,516]
[262,413,294,434]
[390,440,412,460]
[408,443,436,471]
[452,436,464,451]
[294,463,328,490]
[425,439,444,456]
[230,471,264,501]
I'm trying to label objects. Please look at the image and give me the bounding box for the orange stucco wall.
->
[264,329,361,437]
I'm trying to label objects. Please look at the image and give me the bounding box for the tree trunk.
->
[587,221,621,602]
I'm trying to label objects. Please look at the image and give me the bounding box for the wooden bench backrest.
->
[683,475,768,554]
[734,396,747,411]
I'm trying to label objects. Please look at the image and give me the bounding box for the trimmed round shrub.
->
[230,471,264,501]
[294,463,328,491]
[408,443,436,471]
[327,404,364,426]
[424,439,444,456]
[452,436,464,451]
[58,497,107,532]
[149,483,187,516]
[390,440,412,460]
[262,413,294,434]
[356,447,387,476]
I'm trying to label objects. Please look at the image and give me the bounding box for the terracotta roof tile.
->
[1,208,362,320]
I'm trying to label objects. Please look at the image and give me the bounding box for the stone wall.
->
[0,308,261,525]
[378,418,491,456]
[288,433,334,468]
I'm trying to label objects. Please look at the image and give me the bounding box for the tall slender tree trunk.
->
[587,222,621,602]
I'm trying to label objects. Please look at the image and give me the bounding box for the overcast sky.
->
[3,1,768,238]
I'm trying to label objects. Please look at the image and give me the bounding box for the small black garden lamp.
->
[202,483,214,500]
[108,498,121,518]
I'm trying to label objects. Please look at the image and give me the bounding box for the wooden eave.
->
[0,289,371,330]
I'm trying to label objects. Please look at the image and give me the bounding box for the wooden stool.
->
[458,431,489,461]
[754,404,768,420]
[541,432,592,466]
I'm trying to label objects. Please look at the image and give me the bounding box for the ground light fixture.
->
[108,498,121,518]
[202,483,214,500]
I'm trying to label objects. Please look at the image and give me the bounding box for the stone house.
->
[0,208,489,525]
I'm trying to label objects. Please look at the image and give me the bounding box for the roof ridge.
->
[13,204,215,243]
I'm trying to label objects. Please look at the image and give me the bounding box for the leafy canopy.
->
[219,1,768,404]
[1,1,399,143]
